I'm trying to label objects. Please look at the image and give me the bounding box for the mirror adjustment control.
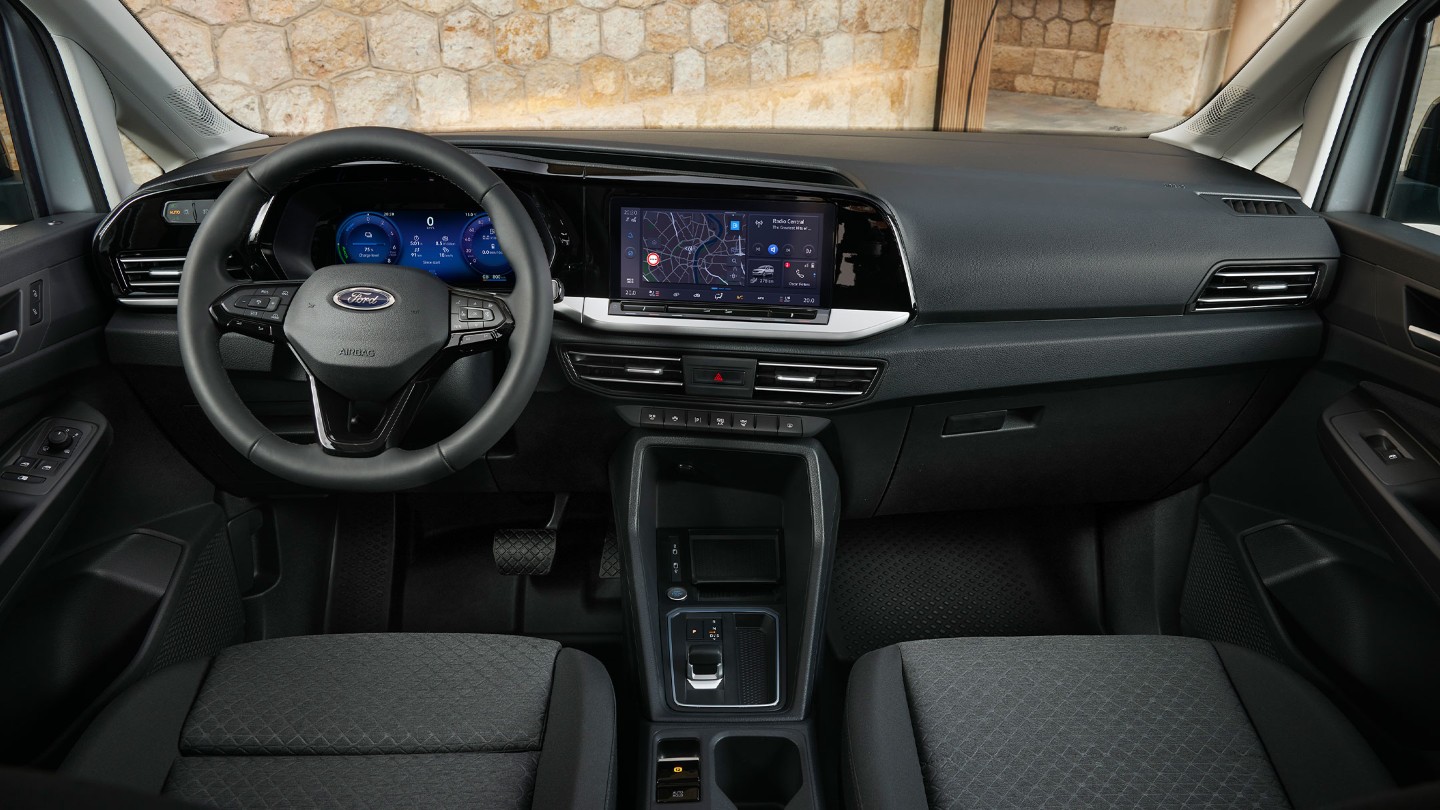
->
[40,426,83,457]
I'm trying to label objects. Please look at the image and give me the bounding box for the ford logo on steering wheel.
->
[332,286,396,311]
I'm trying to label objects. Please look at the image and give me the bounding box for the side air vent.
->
[1193,264,1321,312]
[563,350,684,391]
[753,360,880,406]
[115,254,186,304]
[1222,197,1297,216]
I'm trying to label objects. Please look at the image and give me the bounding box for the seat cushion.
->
[63,633,615,810]
[844,635,1392,810]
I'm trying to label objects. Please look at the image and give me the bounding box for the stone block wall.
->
[990,0,1114,102]
[122,0,944,142]
[1096,0,1233,115]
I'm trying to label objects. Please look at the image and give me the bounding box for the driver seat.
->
[60,633,615,809]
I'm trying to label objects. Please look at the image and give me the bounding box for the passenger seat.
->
[844,635,1392,809]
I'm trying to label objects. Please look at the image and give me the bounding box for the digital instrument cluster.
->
[335,210,511,286]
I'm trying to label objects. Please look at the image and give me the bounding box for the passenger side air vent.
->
[1192,264,1321,312]
[753,360,880,406]
[1222,197,1297,216]
[115,254,186,305]
[563,350,684,392]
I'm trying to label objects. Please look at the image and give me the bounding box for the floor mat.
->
[827,509,1102,660]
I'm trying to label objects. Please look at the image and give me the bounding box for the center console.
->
[613,433,838,808]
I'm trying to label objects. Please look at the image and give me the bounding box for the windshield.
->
[121,1,1300,158]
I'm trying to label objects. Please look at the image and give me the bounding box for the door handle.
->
[1409,324,1440,355]
[0,328,17,356]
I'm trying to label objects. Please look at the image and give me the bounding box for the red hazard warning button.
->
[691,366,745,386]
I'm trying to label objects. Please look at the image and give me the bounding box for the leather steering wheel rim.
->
[177,127,552,492]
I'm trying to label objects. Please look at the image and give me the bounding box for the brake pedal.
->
[493,528,557,575]
[493,494,568,576]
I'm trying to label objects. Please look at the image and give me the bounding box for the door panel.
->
[0,214,106,439]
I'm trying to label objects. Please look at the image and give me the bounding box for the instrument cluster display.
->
[335,210,511,285]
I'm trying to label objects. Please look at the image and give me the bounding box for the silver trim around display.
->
[555,296,909,341]
[666,607,782,710]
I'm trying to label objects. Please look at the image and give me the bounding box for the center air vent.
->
[563,350,684,390]
[563,348,880,407]
[1193,264,1322,312]
[753,360,880,406]
[115,254,186,304]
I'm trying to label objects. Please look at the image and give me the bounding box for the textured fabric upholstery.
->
[180,633,557,755]
[846,635,1389,810]
[64,633,616,810]
[165,752,541,809]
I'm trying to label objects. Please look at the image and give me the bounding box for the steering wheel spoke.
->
[296,351,438,457]
[210,282,304,343]
[445,288,515,354]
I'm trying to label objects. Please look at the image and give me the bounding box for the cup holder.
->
[714,735,803,809]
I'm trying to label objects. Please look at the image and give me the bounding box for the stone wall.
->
[990,0,1114,102]
[123,0,944,143]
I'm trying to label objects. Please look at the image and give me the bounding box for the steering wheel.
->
[177,127,552,492]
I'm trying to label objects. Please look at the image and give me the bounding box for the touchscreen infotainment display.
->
[614,199,835,309]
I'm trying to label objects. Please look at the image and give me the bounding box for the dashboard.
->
[93,131,1339,513]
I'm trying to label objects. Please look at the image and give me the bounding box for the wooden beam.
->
[937,0,999,131]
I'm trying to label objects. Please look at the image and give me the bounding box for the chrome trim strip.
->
[556,297,908,341]
[116,255,185,264]
[754,386,866,396]
[756,361,878,371]
[117,297,180,308]
[1193,303,1307,311]
[1409,324,1440,341]
[569,351,683,363]
[1198,295,1309,303]
[1212,270,1317,277]
[577,375,683,386]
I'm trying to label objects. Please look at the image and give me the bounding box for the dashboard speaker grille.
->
[1187,85,1255,136]
[1192,263,1321,312]
[164,86,237,137]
